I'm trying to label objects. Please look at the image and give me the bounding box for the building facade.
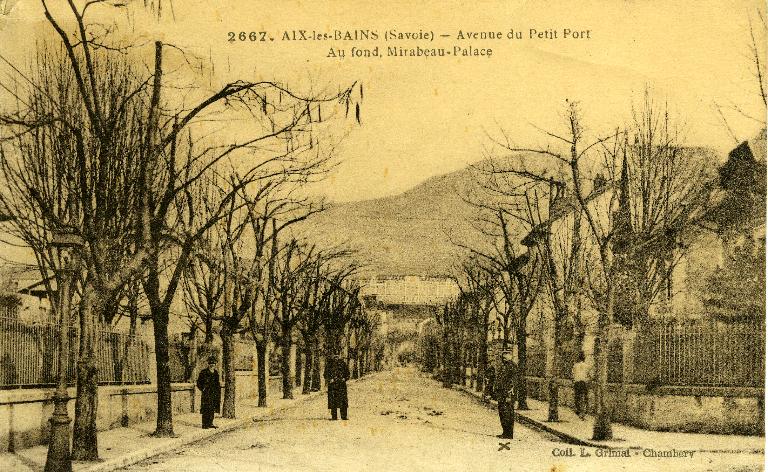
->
[360,275,459,306]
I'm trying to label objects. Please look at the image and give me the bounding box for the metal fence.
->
[633,319,765,387]
[168,336,259,383]
[234,339,257,370]
[169,335,192,383]
[0,316,150,388]
[526,345,546,377]
[523,319,764,388]
[554,339,580,380]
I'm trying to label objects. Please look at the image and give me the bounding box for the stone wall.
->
[0,374,284,453]
[525,376,764,435]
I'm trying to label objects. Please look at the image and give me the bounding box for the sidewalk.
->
[459,386,765,454]
[0,386,327,472]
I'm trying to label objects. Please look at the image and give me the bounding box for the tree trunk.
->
[547,315,562,422]
[256,342,268,407]
[311,349,322,392]
[592,286,614,440]
[441,323,451,388]
[469,350,474,388]
[302,346,313,394]
[295,344,303,387]
[204,316,213,344]
[454,339,462,385]
[476,313,488,393]
[189,333,198,413]
[280,333,293,399]
[71,350,99,460]
[516,321,529,410]
[544,236,567,423]
[468,352,474,388]
[151,306,174,437]
[71,289,98,461]
[351,349,359,379]
[461,346,467,386]
[221,327,236,418]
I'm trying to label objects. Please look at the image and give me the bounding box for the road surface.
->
[123,368,764,472]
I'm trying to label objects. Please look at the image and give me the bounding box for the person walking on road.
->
[494,350,517,439]
[197,356,221,429]
[324,354,350,420]
[572,352,591,419]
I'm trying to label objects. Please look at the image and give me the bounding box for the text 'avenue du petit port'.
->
[226,28,593,59]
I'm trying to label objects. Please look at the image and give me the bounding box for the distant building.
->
[0,267,53,323]
[360,275,459,306]
[675,129,767,319]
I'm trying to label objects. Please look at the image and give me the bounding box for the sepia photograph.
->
[0,1,765,471]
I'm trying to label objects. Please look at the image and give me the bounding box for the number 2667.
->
[228,32,268,42]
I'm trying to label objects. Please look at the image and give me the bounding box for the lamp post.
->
[44,229,83,472]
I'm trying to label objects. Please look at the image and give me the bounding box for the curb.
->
[77,373,379,472]
[455,385,608,449]
[78,387,331,472]
[514,413,608,449]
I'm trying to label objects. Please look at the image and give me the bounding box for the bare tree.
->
[715,8,767,143]
[350,305,380,377]
[1,0,361,445]
[321,277,362,359]
[612,90,711,324]
[136,44,359,436]
[486,99,636,438]
[184,163,338,417]
[0,42,151,459]
[458,168,548,408]
[457,260,496,394]
[296,249,356,392]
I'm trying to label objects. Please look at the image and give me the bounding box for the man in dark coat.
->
[196,356,221,429]
[494,350,517,439]
[324,354,349,420]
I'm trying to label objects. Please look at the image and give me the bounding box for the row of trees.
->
[0,0,370,461]
[428,15,766,442]
[441,9,766,441]
[429,81,762,440]
[181,210,380,418]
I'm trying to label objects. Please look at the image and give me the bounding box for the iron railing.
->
[634,319,765,388]
[0,316,150,388]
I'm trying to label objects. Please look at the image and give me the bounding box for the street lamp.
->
[45,229,83,472]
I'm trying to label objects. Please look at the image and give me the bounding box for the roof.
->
[520,184,614,246]
[0,266,55,295]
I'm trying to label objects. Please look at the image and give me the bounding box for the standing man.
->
[324,354,350,420]
[196,356,221,429]
[572,352,591,420]
[494,350,517,439]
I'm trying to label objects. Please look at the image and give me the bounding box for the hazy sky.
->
[1,0,765,203]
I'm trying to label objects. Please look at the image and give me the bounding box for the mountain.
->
[301,167,481,277]
[300,144,724,278]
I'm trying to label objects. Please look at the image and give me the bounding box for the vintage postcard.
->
[0,1,765,471]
